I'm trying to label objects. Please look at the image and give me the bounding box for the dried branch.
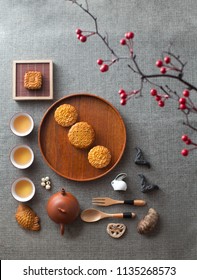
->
[66,0,197,155]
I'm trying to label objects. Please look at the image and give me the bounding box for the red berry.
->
[100,64,109,72]
[80,35,87,42]
[183,89,190,97]
[155,95,161,101]
[158,100,165,107]
[125,32,134,40]
[119,89,125,95]
[150,89,157,96]
[156,60,163,67]
[97,59,103,65]
[120,38,127,45]
[185,139,192,145]
[160,67,166,74]
[76,28,82,35]
[179,103,187,110]
[120,92,127,99]
[120,98,127,105]
[181,149,189,156]
[159,100,165,106]
[164,56,171,64]
[182,135,188,142]
[77,34,81,40]
[179,97,186,104]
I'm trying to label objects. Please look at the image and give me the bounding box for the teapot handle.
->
[58,207,66,213]
[60,223,65,235]
[114,173,127,181]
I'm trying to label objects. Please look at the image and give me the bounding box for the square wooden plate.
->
[13,60,53,100]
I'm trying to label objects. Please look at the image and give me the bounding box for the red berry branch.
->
[181,135,197,157]
[66,0,197,157]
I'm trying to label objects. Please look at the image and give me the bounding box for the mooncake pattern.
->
[54,104,78,127]
[68,121,95,149]
[24,71,42,90]
[88,145,111,168]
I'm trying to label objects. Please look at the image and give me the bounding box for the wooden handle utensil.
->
[80,208,136,223]
[92,197,146,207]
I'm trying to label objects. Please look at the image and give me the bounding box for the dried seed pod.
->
[137,208,159,234]
[107,223,126,238]
[15,204,40,231]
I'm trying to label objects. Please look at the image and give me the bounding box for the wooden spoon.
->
[80,208,136,223]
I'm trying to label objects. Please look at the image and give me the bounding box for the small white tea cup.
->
[11,177,35,202]
[10,144,34,169]
[10,112,34,136]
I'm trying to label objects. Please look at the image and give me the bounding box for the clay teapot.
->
[46,188,80,235]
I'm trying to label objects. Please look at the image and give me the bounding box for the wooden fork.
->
[92,197,146,207]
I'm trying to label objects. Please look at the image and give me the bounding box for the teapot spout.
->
[60,224,65,235]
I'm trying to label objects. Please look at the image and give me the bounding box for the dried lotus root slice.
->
[107,223,126,238]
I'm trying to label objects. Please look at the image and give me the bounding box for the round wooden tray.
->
[38,93,126,181]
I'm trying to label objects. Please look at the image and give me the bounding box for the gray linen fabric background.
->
[0,0,197,260]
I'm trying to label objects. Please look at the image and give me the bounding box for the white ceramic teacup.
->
[10,144,34,169]
[10,112,34,136]
[11,177,35,202]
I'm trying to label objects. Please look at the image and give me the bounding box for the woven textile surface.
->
[0,0,197,260]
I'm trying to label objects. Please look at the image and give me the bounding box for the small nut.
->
[45,176,50,181]
[45,184,51,190]
[41,178,46,182]
[41,182,46,187]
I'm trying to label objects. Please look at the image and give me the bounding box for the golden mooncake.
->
[24,71,42,90]
[68,121,95,149]
[54,104,78,127]
[88,145,111,168]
